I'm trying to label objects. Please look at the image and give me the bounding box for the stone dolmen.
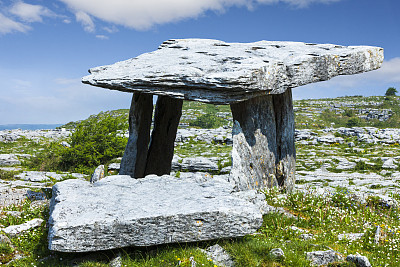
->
[48,39,383,252]
[82,39,383,192]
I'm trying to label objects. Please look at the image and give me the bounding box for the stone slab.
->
[48,175,263,252]
[82,39,383,104]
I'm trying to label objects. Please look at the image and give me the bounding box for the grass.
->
[1,187,398,266]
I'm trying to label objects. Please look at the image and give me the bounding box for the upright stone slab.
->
[230,89,295,191]
[230,95,279,190]
[119,93,153,177]
[145,96,183,176]
[273,88,296,191]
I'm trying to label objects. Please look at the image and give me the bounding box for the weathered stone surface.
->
[83,39,383,104]
[338,233,364,241]
[346,254,372,267]
[48,175,263,252]
[273,88,296,191]
[269,248,285,259]
[230,92,295,191]
[0,154,21,166]
[180,157,219,172]
[119,93,153,177]
[90,165,105,183]
[200,244,235,267]
[2,218,44,236]
[145,96,183,176]
[306,250,344,266]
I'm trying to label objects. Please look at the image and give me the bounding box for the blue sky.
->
[0,0,399,124]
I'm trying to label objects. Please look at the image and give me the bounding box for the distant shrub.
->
[385,87,397,96]
[189,113,225,129]
[346,118,360,127]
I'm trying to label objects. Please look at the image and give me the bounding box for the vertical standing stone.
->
[273,88,296,192]
[230,95,279,191]
[145,96,183,176]
[230,90,296,192]
[119,93,153,177]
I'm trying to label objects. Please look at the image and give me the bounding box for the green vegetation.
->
[189,113,225,129]
[2,188,399,266]
[385,87,397,97]
[27,112,128,174]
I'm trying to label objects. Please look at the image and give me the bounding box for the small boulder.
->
[306,250,344,266]
[2,218,44,236]
[269,248,285,260]
[346,254,372,267]
[200,244,235,267]
[90,165,105,183]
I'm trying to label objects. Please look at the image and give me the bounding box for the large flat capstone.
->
[82,39,383,104]
[48,175,263,252]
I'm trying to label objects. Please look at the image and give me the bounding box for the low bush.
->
[27,114,128,174]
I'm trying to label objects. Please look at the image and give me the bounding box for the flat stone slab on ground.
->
[48,175,263,252]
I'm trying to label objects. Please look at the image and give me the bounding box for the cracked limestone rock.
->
[82,39,383,104]
[48,175,263,252]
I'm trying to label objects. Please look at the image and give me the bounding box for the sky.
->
[0,0,399,124]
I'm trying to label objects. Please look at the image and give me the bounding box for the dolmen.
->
[48,39,383,252]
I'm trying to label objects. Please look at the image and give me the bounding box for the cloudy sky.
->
[0,0,399,124]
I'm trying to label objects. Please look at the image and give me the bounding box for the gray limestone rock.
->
[48,175,263,252]
[338,233,364,241]
[306,250,344,266]
[230,91,295,192]
[145,96,183,176]
[83,39,383,104]
[2,218,44,236]
[0,154,21,166]
[119,93,153,177]
[269,248,285,259]
[346,254,372,267]
[90,165,105,184]
[108,163,120,171]
[180,157,219,172]
[200,244,235,267]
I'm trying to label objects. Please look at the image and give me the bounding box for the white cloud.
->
[9,1,55,23]
[103,25,118,33]
[367,57,400,83]
[75,10,95,32]
[96,34,109,40]
[0,13,30,34]
[59,0,342,30]
[63,18,71,24]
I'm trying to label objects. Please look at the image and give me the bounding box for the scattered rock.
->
[90,165,105,183]
[338,233,364,241]
[48,175,263,252]
[300,234,314,240]
[0,154,21,166]
[346,254,372,267]
[269,248,285,259]
[200,244,235,267]
[180,157,219,172]
[2,218,44,236]
[374,225,381,244]
[306,250,344,266]
[109,254,122,267]
[108,163,120,172]
[0,234,12,245]
[61,141,70,148]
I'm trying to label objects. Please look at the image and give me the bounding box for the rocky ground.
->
[1,96,399,266]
